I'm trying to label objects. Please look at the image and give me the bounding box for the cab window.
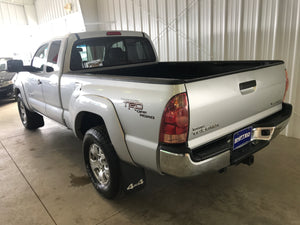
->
[70,37,156,70]
[47,41,61,72]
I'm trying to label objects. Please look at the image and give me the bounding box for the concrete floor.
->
[0,99,299,225]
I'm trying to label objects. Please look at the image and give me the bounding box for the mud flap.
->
[120,161,146,194]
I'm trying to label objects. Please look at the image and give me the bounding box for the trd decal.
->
[123,99,155,120]
[124,101,144,111]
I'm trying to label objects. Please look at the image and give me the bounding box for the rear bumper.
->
[159,103,292,177]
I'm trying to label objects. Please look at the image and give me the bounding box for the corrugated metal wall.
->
[97,0,300,138]
[0,2,27,25]
[0,2,35,59]
[33,0,85,43]
[35,0,80,24]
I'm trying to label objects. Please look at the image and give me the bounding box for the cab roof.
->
[71,31,145,40]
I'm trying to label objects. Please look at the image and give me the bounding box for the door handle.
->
[37,79,42,85]
[75,82,82,90]
[73,82,82,98]
[239,80,256,95]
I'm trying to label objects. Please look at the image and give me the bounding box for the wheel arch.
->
[14,87,20,96]
[71,95,134,165]
[74,111,106,139]
[14,82,32,111]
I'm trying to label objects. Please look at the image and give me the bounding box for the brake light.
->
[106,31,122,35]
[159,93,189,144]
[283,69,289,101]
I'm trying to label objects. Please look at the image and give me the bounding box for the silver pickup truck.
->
[8,31,292,199]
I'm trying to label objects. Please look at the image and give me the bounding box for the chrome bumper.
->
[160,150,230,177]
[159,104,292,178]
[251,118,289,141]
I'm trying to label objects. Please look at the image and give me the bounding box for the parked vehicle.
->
[0,58,15,99]
[8,31,292,199]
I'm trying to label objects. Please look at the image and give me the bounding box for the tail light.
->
[283,69,289,102]
[159,93,189,144]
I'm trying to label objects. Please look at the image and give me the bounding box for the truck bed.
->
[70,59,286,151]
[84,60,283,82]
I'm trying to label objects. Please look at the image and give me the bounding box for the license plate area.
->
[233,127,252,151]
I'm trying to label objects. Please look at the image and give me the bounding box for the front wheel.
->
[17,94,44,130]
[83,126,120,199]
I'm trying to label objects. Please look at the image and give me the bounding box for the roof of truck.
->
[71,30,145,40]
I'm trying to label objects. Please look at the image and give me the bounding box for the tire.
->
[83,126,120,199]
[17,94,44,130]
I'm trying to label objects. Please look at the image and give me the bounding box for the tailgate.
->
[186,64,286,149]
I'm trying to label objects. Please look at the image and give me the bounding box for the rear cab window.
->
[70,37,156,71]
[47,40,61,72]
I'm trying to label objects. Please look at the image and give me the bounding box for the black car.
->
[0,58,16,99]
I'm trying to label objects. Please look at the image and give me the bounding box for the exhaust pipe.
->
[242,155,254,166]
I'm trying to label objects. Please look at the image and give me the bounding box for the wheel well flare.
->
[75,112,105,139]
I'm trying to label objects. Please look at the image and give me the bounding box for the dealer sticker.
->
[233,127,252,150]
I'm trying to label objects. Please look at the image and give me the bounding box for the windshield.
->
[70,37,156,71]
[0,62,5,71]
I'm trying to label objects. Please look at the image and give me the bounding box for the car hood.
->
[0,72,15,81]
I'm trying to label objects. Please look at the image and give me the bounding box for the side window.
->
[32,44,48,71]
[47,41,61,72]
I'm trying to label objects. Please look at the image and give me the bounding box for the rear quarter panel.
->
[60,74,186,171]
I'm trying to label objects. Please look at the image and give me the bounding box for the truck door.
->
[42,40,64,124]
[24,44,48,115]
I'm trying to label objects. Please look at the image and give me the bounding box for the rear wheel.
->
[83,126,120,199]
[17,94,44,130]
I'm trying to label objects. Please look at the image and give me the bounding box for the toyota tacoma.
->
[8,31,292,199]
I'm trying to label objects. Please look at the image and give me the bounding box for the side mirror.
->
[7,60,24,72]
[46,66,54,73]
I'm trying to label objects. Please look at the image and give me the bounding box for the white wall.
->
[24,4,38,25]
[34,0,80,24]
[0,0,85,61]
[0,2,36,61]
[0,2,27,25]
[95,0,300,139]
[78,0,99,31]
[33,0,85,44]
